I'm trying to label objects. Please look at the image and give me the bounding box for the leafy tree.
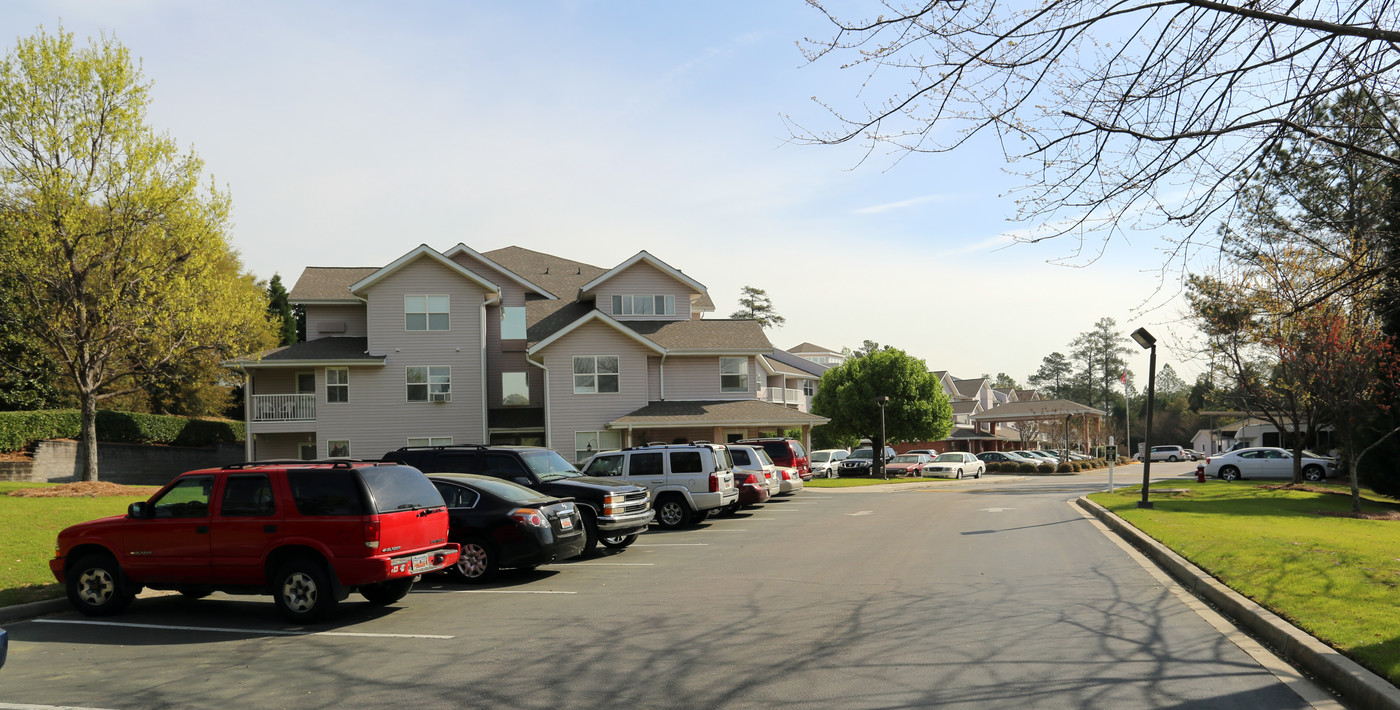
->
[730,285,785,329]
[1028,352,1072,400]
[0,273,64,410]
[1154,365,1188,402]
[0,27,276,480]
[811,348,953,445]
[266,274,298,347]
[1070,318,1131,414]
[795,4,1400,266]
[984,372,1020,390]
[852,339,886,358]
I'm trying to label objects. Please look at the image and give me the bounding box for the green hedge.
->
[0,410,244,453]
[1036,463,1054,473]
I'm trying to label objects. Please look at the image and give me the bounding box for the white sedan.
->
[1203,447,1336,482]
[922,452,985,479]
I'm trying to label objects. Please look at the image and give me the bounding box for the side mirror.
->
[128,501,150,519]
[513,477,532,486]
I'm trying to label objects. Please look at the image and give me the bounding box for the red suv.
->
[51,460,459,623]
[735,438,810,479]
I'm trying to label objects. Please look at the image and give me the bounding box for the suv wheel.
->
[66,553,134,616]
[451,539,498,583]
[655,496,692,529]
[273,559,338,623]
[360,578,414,605]
[601,533,638,549]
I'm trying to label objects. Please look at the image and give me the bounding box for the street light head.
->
[1131,327,1156,349]
[875,396,890,405]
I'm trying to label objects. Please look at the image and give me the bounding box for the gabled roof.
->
[759,354,820,379]
[609,399,828,428]
[578,250,708,299]
[952,378,988,399]
[788,342,841,355]
[971,399,1106,421]
[350,244,500,296]
[289,267,380,302]
[225,337,385,368]
[526,310,666,356]
[951,400,982,415]
[1015,389,1038,401]
[443,243,557,299]
[626,320,771,353]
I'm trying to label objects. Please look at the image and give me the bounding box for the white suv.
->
[579,444,739,529]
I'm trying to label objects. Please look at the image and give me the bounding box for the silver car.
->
[1203,447,1336,482]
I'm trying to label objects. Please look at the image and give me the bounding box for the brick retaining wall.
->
[0,440,245,486]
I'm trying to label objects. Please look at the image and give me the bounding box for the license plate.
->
[560,515,574,530]
[410,553,430,572]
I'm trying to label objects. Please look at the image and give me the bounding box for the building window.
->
[575,430,622,463]
[611,294,675,316]
[407,437,453,447]
[407,366,451,402]
[573,356,619,394]
[327,440,351,458]
[803,380,814,396]
[502,372,529,406]
[502,306,526,339]
[326,368,348,403]
[405,295,450,331]
[720,357,748,392]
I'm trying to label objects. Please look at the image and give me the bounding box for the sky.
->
[0,1,1204,387]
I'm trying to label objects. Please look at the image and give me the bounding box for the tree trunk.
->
[1349,452,1362,515]
[80,390,99,482]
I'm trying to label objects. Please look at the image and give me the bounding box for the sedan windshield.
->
[891,455,922,463]
[520,450,582,481]
[934,453,963,463]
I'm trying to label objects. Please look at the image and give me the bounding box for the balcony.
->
[759,387,808,409]
[251,394,316,422]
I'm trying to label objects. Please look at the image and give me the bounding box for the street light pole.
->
[875,395,890,480]
[1131,327,1158,509]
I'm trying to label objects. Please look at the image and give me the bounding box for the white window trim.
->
[404,294,451,332]
[720,357,749,393]
[326,439,351,458]
[575,430,622,462]
[326,367,349,404]
[407,436,454,447]
[610,294,675,317]
[406,366,452,403]
[573,355,620,395]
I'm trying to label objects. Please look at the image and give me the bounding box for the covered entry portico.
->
[970,399,1107,454]
[605,399,828,450]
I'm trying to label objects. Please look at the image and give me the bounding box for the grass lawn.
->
[1089,481,1400,686]
[0,481,156,607]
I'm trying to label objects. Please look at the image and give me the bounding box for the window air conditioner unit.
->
[430,393,451,403]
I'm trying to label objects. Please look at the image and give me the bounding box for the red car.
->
[51,460,460,623]
[735,437,810,476]
[883,453,932,477]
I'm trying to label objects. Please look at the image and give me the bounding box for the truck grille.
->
[620,489,650,514]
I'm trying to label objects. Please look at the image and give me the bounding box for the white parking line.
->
[701,529,748,532]
[0,703,115,710]
[568,562,655,566]
[630,543,709,547]
[32,618,453,639]
[422,589,577,594]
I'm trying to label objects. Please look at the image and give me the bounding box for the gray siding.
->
[305,304,367,340]
[538,321,655,453]
[594,262,694,321]
[663,355,754,401]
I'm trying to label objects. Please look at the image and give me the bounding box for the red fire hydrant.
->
[1196,466,1206,483]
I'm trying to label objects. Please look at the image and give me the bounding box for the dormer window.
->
[612,294,675,316]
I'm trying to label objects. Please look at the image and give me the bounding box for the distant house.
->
[226,244,828,462]
[787,342,846,368]
[1193,417,1333,455]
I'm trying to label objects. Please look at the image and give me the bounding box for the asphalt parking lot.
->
[0,466,1323,710]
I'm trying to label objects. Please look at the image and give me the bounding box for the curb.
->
[1076,496,1400,710]
[0,597,66,624]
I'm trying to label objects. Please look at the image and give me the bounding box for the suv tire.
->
[452,538,498,583]
[273,559,338,623]
[67,553,134,617]
[655,495,692,530]
[601,533,638,549]
[360,578,414,605]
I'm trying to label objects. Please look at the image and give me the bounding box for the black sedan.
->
[428,473,587,582]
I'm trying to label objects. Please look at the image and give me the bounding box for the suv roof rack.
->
[391,444,489,451]
[222,459,370,470]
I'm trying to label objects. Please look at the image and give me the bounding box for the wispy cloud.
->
[947,231,1022,255]
[855,192,960,214]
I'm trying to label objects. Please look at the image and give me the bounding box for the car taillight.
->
[510,508,549,527]
[709,473,720,492]
[781,469,793,481]
[363,520,380,549]
[1205,457,1212,464]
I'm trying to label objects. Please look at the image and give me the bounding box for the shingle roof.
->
[289,267,379,300]
[610,399,828,427]
[486,246,715,312]
[951,400,981,415]
[228,337,384,366]
[764,349,825,378]
[952,378,987,398]
[787,342,839,354]
[627,320,771,351]
[1015,389,1038,401]
[972,399,1106,421]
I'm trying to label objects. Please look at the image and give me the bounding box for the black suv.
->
[382,445,652,554]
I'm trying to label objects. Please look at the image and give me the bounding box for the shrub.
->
[1036,463,1054,474]
[0,409,243,452]
[983,462,999,473]
[1070,462,1083,472]
[1018,462,1038,473]
[1056,462,1072,473]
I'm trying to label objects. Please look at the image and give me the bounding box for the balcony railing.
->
[759,388,808,408]
[251,394,316,422]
